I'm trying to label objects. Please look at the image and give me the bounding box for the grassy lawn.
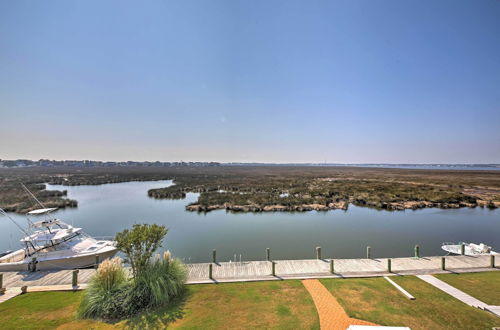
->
[320,276,500,330]
[435,271,500,306]
[0,281,319,329]
[0,291,110,330]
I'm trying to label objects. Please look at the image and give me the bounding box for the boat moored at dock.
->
[441,242,498,256]
[0,207,117,271]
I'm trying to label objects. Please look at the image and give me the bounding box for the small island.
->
[1,165,499,214]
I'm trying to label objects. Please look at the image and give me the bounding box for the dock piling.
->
[212,249,217,264]
[330,259,334,274]
[272,261,276,276]
[94,255,100,269]
[266,248,270,261]
[441,257,446,270]
[387,258,392,273]
[0,273,4,293]
[414,245,420,259]
[72,270,79,287]
[209,263,213,279]
[367,246,371,259]
[491,255,496,268]
[461,243,465,255]
[316,246,321,260]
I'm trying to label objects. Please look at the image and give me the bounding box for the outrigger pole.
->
[21,183,46,209]
[0,207,31,237]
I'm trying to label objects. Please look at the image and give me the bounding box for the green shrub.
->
[115,223,168,277]
[78,252,187,320]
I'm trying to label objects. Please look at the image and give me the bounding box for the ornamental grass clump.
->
[78,224,187,320]
[77,257,128,319]
[125,251,187,313]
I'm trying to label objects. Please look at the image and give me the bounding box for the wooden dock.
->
[186,255,496,283]
[0,255,496,291]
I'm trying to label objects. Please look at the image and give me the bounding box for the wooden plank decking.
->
[186,255,496,283]
[0,255,496,291]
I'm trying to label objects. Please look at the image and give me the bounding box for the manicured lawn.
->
[0,281,319,329]
[320,276,500,330]
[0,291,110,330]
[164,281,319,329]
[435,271,500,305]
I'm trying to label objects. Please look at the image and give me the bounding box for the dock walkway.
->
[186,254,496,283]
[0,255,496,296]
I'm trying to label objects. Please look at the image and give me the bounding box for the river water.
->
[1,180,499,263]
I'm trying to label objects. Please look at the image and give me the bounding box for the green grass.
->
[320,276,500,330]
[435,271,500,305]
[0,281,319,330]
[166,281,319,329]
[0,291,109,329]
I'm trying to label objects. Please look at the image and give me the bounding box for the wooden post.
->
[414,245,420,259]
[209,263,213,279]
[212,249,217,263]
[266,248,271,261]
[72,270,79,287]
[272,261,276,276]
[94,255,100,269]
[491,255,495,268]
[330,259,334,274]
[441,257,446,270]
[366,246,371,259]
[387,258,392,273]
[461,243,465,255]
[0,273,3,292]
[316,246,321,260]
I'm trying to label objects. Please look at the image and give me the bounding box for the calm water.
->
[1,180,499,263]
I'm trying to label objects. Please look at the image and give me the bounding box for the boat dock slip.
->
[186,255,496,283]
[0,254,496,290]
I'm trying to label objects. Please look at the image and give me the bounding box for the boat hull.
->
[0,248,118,272]
[442,244,498,256]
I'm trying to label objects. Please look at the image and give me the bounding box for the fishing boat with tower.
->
[0,185,117,271]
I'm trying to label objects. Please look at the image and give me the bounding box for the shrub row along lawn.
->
[0,281,319,330]
[320,274,500,330]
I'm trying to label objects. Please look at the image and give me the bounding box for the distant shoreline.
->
[1,159,499,171]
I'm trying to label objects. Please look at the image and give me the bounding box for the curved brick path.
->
[302,279,378,330]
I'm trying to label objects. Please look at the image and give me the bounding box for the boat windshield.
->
[29,232,93,254]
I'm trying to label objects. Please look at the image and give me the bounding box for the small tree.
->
[115,223,168,277]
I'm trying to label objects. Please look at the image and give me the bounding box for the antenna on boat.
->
[21,183,46,209]
[0,207,31,237]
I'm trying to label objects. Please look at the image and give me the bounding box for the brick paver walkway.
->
[302,279,378,330]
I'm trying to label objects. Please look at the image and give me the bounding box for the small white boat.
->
[0,206,118,271]
[441,242,499,256]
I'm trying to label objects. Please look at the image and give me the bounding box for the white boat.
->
[441,242,499,256]
[0,206,118,271]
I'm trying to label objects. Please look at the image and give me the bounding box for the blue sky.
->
[1,0,499,163]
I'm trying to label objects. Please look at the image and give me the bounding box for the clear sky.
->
[1,0,499,163]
